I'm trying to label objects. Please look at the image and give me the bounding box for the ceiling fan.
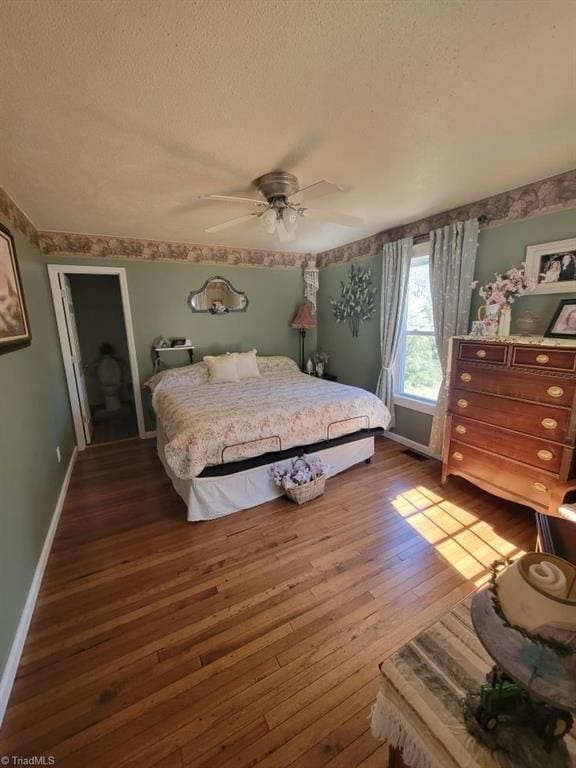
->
[200,171,363,243]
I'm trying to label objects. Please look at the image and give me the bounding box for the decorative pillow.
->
[257,356,300,374]
[145,362,209,392]
[234,349,261,380]
[203,354,239,384]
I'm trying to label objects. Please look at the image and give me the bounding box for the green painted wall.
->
[0,218,75,676]
[393,407,434,445]
[43,257,315,429]
[317,253,382,392]
[318,209,576,446]
[472,209,576,333]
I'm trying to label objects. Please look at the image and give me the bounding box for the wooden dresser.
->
[442,337,576,533]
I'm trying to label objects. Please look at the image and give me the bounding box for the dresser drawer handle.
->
[452,451,464,462]
[537,449,554,462]
[533,482,549,493]
[457,399,469,409]
[455,424,467,435]
[541,417,558,430]
[536,354,550,364]
[547,386,564,398]
[460,372,472,382]
[475,349,487,358]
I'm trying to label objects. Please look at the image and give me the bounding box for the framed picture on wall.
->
[0,222,31,353]
[545,298,576,338]
[525,237,576,294]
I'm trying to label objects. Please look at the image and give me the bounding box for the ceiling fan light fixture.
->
[282,207,298,231]
[201,170,363,241]
[259,207,277,234]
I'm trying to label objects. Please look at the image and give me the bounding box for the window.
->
[394,245,442,411]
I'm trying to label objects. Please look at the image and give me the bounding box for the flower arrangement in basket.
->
[270,454,327,505]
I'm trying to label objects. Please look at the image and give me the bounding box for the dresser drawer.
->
[457,342,507,365]
[449,415,563,473]
[447,441,553,509]
[511,346,576,373]
[449,388,571,442]
[454,363,575,407]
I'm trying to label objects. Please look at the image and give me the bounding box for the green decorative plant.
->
[330,264,376,337]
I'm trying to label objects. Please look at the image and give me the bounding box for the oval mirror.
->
[188,276,249,314]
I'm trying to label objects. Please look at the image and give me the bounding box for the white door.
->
[58,273,93,445]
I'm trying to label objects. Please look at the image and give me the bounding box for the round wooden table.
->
[471,587,576,713]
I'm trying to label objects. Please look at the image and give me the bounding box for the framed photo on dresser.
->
[545,298,576,338]
[0,222,31,353]
[526,237,576,294]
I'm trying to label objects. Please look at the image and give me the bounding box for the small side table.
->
[152,345,195,374]
[371,594,576,768]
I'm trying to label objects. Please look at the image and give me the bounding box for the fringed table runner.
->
[371,596,576,768]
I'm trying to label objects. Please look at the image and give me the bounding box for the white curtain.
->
[428,219,479,455]
[376,237,413,427]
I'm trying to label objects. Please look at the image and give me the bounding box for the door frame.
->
[48,264,145,449]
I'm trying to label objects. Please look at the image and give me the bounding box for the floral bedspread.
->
[146,356,390,479]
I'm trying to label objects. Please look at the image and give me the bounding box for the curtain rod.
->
[410,214,488,246]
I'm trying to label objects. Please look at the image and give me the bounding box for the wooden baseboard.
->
[0,446,78,726]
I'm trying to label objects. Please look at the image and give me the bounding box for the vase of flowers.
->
[498,303,511,336]
[473,263,532,337]
[313,352,329,377]
[477,303,501,336]
[270,454,327,505]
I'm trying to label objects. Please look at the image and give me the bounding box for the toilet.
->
[96,352,122,412]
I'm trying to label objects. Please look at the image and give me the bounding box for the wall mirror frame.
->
[187,276,249,314]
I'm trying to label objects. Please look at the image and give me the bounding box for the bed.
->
[146,355,390,521]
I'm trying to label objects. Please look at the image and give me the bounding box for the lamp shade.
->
[291,303,316,329]
[495,552,576,649]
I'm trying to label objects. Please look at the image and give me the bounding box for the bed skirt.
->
[156,425,375,522]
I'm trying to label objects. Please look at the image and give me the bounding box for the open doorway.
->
[48,265,145,449]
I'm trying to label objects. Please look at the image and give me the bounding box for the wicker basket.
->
[283,457,326,505]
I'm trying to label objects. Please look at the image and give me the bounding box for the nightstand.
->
[152,345,195,374]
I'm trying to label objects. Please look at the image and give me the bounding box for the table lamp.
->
[494,552,576,650]
[291,303,316,371]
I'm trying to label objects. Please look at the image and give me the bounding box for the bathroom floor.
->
[89,401,138,444]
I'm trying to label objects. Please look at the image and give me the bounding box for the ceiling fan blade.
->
[302,208,364,228]
[205,214,256,233]
[274,134,323,171]
[276,219,295,243]
[289,180,344,201]
[201,194,264,205]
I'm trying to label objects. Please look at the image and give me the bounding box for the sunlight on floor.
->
[392,485,526,586]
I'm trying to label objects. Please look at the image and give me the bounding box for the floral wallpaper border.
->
[3,168,576,269]
[0,186,313,269]
[0,186,40,247]
[38,231,314,270]
[317,168,576,267]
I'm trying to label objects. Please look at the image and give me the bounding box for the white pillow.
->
[234,349,261,380]
[203,354,239,384]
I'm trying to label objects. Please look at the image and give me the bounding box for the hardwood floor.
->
[0,437,537,767]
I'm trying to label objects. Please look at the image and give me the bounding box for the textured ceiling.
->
[1,0,576,253]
